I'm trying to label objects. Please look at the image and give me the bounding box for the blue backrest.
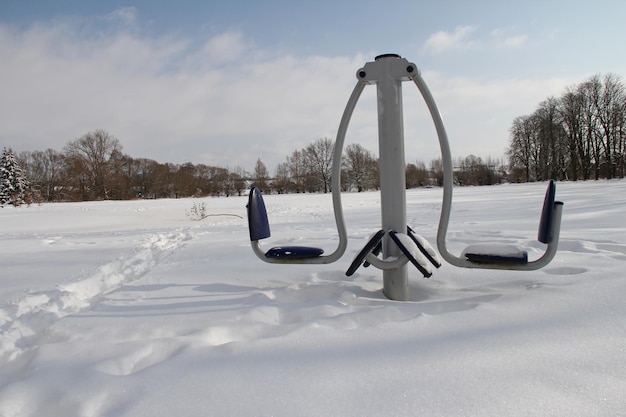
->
[537,180,556,244]
[247,187,271,241]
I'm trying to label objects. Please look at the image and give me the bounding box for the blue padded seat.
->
[247,187,323,259]
[266,246,324,259]
[247,187,271,241]
[538,180,556,244]
[462,180,560,265]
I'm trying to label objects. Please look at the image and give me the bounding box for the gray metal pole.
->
[361,54,409,300]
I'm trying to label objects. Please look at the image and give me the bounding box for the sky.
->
[1,0,625,173]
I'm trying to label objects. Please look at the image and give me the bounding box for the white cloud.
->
[502,34,528,47]
[202,32,248,63]
[0,21,367,170]
[423,26,528,55]
[402,70,578,160]
[0,18,580,172]
[183,31,252,70]
[422,25,477,54]
[103,7,137,25]
[490,28,528,48]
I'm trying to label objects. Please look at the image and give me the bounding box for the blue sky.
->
[1,0,625,172]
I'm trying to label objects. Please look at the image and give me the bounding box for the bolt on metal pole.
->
[359,54,411,300]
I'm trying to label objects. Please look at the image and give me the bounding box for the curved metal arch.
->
[249,80,367,264]
[411,73,563,270]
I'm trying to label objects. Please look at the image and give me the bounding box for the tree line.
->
[16,131,370,202]
[12,129,512,203]
[16,130,248,202]
[507,73,625,182]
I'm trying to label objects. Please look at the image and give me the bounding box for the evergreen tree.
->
[0,147,29,207]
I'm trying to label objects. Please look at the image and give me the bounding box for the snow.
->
[461,243,528,263]
[1,180,625,417]
[461,243,525,256]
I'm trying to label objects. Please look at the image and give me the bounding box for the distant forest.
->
[507,73,625,181]
[8,73,625,203]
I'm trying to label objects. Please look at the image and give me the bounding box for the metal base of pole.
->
[383,268,409,301]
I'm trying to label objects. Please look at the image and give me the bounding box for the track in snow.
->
[0,229,191,362]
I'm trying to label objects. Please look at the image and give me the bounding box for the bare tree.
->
[343,143,377,192]
[430,158,444,186]
[229,166,247,196]
[406,161,429,188]
[132,158,170,199]
[172,162,197,197]
[209,166,230,196]
[273,162,291,194]
[558,87,585,180]
[64,130,122,200]
[288,150,307,193]
[590,74,625,179]
[535,97,567,181]
[507,115,538,182]
[253,158,269,192]
[304,137,334,193]
[577,79,600,180]
[19,149,66,201]
[108,150,142,199]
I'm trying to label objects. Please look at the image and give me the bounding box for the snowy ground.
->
[1,180,625,417]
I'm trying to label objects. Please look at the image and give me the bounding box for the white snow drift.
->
[1,180,625,417]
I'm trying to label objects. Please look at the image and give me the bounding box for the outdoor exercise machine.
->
[247,54,564,301]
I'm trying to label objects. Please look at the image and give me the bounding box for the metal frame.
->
[411,72,564,271]
[248,54,564,300]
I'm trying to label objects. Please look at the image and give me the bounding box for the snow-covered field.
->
[1,180,625,417]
